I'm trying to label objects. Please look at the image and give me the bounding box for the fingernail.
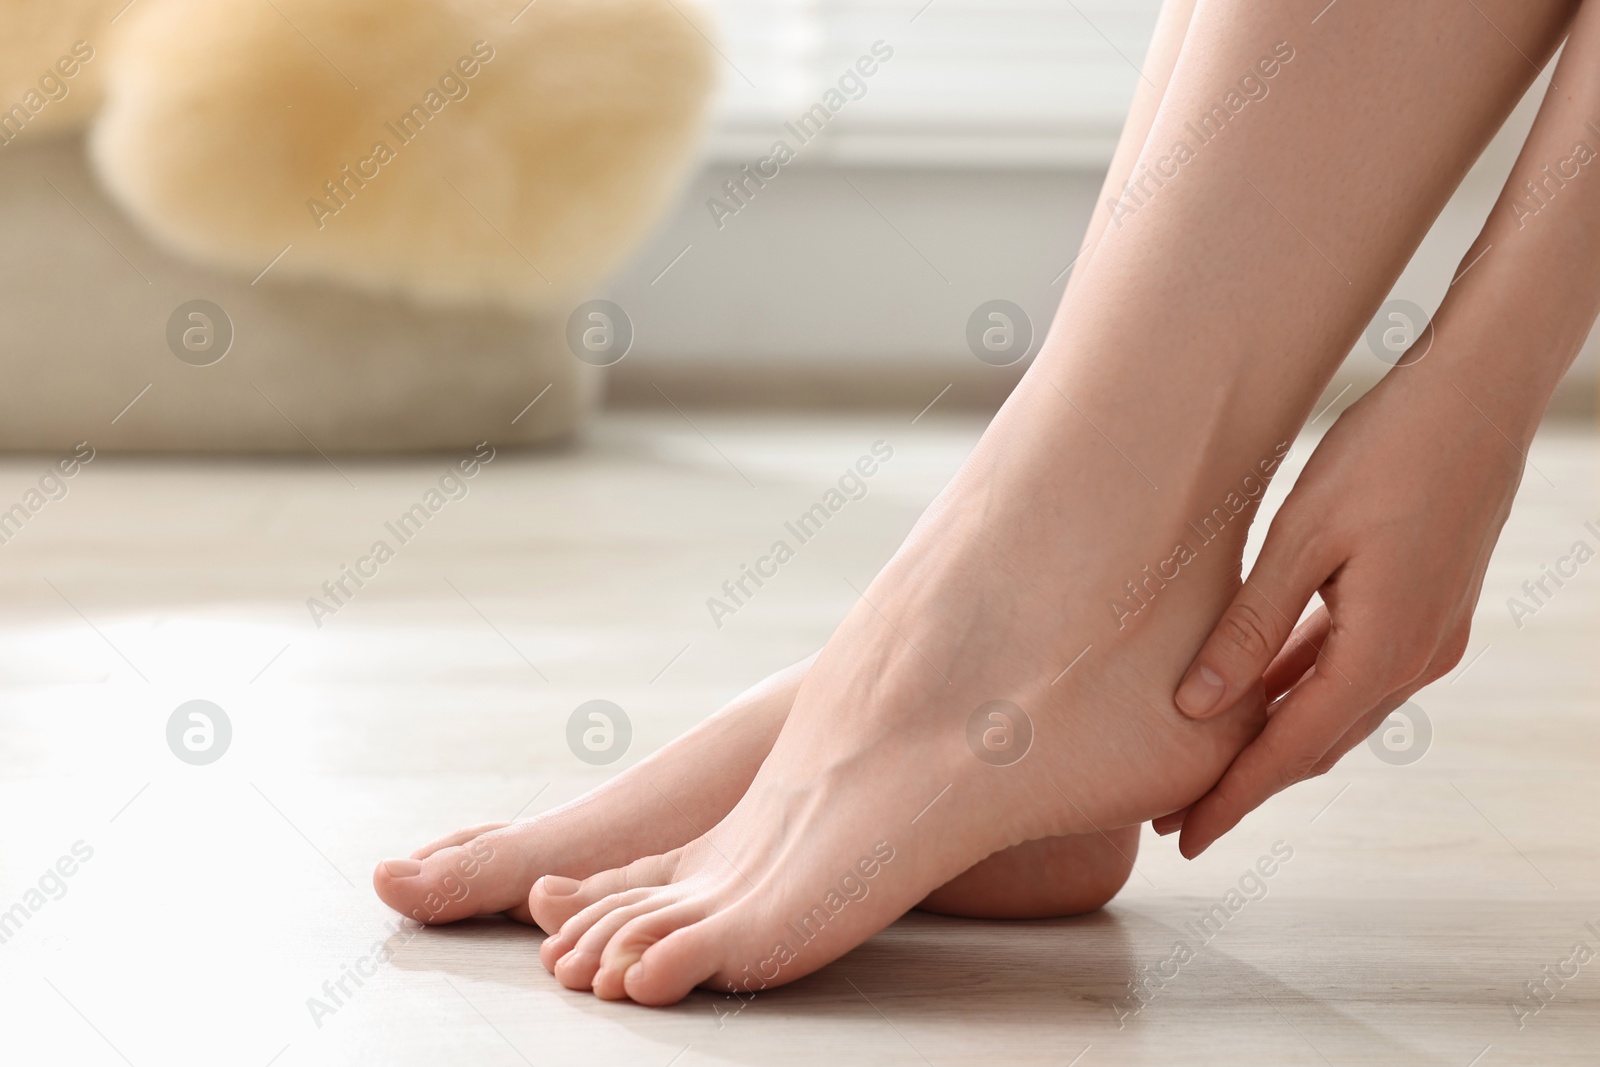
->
[1175,664,1226,716]
[538,875,582,896]
[382,858,423,878]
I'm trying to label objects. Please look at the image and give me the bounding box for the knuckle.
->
[1209,773,1246,808]
[1260,733,1322,787]
[1205,779,1251,825]
[1433,626,1472,676]
[1274,506,1333,570]
[1216,771,1254,806]
[1388,643,1435,686]
[1217,602,1276,664]
[1282,749,1325,785]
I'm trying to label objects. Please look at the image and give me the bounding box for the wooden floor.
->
[0,412,1596,1066]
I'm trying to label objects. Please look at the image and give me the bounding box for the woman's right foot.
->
[373,659,811,927]
[372,656,1140,927]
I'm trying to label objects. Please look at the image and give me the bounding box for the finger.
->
[1152,807,1189,836]
[1178,635,1382,858]
[1175,520,1333,718]
[1263,605,1330,704]
[1310,696,1408,777]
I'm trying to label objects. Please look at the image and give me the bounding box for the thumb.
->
[1175,522,1330,719]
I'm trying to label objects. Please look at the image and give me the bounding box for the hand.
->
[1162,372,1526,857]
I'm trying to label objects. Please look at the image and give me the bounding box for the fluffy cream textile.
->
[59,0,714,310]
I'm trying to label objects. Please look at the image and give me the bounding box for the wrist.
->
[1407,240,1598,446]
[1362,353,1543,462]
[1401,324,1558,450]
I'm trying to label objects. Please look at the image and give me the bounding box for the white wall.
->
[599,64,1596,416]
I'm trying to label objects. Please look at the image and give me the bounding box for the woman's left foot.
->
[531,376,1273,1003]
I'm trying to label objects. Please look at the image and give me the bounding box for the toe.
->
[551,894,679,991]
[527,850,681,936]
[620,917,727,1006]
[539,887,654,972]
[592,901,708,1000]
[374,825,533,924]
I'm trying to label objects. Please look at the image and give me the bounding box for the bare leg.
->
[1064,0,1200,289]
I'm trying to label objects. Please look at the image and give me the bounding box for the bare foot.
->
[527,380,1271,1004]
[373,656,1139,929]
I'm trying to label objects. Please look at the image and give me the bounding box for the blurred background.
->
[604,0,1597,417]
[4,0,1592,443]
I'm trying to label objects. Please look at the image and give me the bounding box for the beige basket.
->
[0,134,597,453]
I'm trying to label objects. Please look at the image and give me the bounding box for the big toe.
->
[373,824,537,924]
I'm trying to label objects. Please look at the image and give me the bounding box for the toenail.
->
[1175,664,1226,716]
[382,859,423,878]
[538,875,582,896]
